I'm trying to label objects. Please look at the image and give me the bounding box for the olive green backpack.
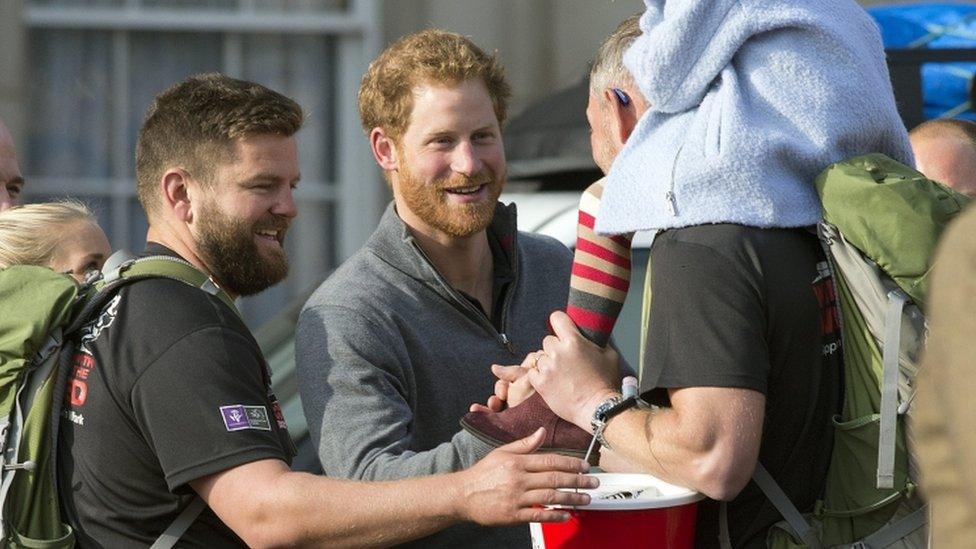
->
[755,154,971,549]
[0,256,236,549]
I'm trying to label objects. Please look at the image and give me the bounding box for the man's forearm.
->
[602,410,745,500]
[601,407,702,490]
[527,309,764,500]
[196,438,595,548]
[600,389,763,500]
[259,470,464,548]
[192,460,463,548]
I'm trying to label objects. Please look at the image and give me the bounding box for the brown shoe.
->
[460,392,596,461]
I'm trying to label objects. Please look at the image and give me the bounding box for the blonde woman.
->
[0,201,111,282]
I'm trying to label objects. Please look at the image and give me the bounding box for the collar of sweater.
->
[366,201,518,290]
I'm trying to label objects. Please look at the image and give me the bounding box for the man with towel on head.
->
[518,1,914,547]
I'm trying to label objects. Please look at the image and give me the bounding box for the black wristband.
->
[605,396,639,422]
[595,396,639,449]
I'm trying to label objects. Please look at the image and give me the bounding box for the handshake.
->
[464,310,624,456]
[459,311,627,525]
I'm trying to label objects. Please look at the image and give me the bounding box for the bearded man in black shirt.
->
[56,73,595,548]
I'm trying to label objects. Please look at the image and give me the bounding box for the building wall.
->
[381,0,642,117]
[0,0,27,150]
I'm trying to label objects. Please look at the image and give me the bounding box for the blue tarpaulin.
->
[869,3,976,121]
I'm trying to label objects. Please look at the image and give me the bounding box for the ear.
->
[369,127,399,172]
[160,168,194,223]
[603,88,639,145]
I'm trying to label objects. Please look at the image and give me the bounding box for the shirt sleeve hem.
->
[653,373,767,395]
[165,446,289,493]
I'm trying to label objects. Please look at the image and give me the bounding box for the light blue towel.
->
[596,0,914,236]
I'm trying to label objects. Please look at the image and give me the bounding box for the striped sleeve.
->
[565,179,633,347]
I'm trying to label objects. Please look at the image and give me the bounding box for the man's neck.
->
[406,223,494,313]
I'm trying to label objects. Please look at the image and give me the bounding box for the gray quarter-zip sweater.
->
[296,202,573,548]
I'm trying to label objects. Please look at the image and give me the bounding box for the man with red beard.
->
[295,30,580,548]
[56,73,595,548]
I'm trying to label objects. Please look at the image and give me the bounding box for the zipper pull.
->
[665,191,678,217]
[499,333,516,354]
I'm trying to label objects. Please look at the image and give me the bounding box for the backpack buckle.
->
[102,259,137,284]
[200,277,222,296]
[101,250,139,283]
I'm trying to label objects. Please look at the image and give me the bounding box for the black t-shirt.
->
[58,244,295,548]
[640,225,842,549]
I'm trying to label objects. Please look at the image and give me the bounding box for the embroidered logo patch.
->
[220,405,272,431]
[221,405,250,431]
[244,406,272,431]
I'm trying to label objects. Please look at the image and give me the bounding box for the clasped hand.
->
[469,311,621,430]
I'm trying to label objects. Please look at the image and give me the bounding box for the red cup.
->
[531,473,703,549]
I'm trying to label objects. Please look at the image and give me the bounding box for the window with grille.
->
[22,0,384,327]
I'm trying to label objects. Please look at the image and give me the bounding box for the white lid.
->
[556,473,705,510]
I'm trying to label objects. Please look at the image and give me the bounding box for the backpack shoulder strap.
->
[878,289,908,490]
[101,256,239,318]
[149,497,207,549]
[753,463,823,549]
[718,502,733,549]
[853,504,928,549]
[53,256,228,544]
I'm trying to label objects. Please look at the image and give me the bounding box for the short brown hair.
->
[358,29,511,139]
[135,73,304,218]
[590,13,643,95]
